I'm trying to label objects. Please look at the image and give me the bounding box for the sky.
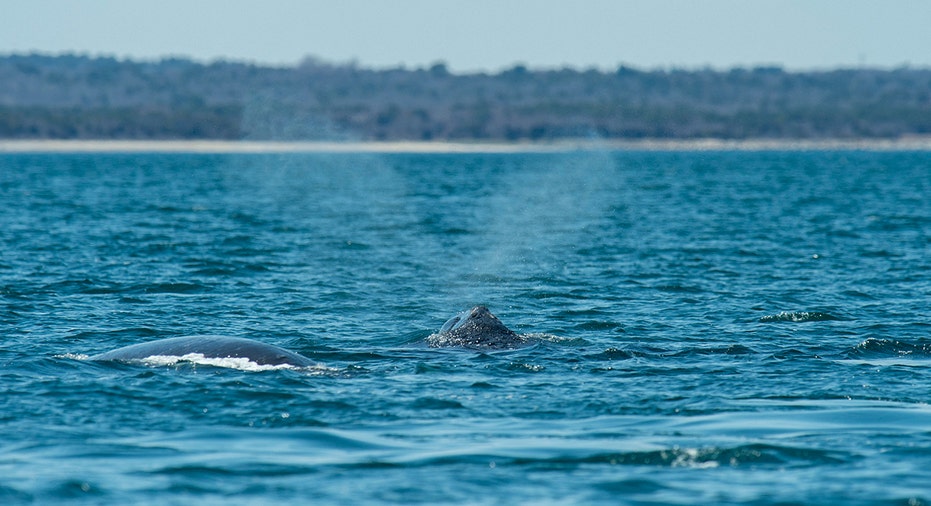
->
[2,0,930,72]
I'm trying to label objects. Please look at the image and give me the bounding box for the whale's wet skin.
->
[91,336,316,367]
[427,306,528,349]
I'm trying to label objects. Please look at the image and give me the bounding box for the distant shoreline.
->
[7,56,931,143]
[2,138,931,153]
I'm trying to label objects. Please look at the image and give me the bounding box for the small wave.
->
[138,282,209,295]
[673,344,757,357]
[587,443,845,468]
[55,353,90,361]
[504,361,546,373]
[586,347,635,360]
[525,332,570,343]
[45,281,212,296]
[401,443,845,470]
[759,311,840,323]
[70,327,161,341]
[655,284,704,294]
[188,262,270,277]
[571,320,625,332]
[585,345,667,361]
[848,338,931,358]
[411,397,466,410]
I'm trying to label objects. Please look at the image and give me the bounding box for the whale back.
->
[91,336,315,367]
[429,306,524,349]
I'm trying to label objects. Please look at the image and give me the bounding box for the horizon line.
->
[4,138,931,154]
[3,50,928,75]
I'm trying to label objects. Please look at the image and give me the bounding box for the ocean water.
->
[1,149,930,505]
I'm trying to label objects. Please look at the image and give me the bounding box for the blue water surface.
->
[2,150,930,504]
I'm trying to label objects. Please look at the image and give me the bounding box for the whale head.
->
[430,306,523,349]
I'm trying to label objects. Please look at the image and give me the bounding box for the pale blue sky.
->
[2,0,929,71]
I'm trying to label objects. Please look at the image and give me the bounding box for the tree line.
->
[1,53,930,141]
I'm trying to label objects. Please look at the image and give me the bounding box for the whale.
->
[92,307,524,364]
[427,306,527,349]
[91,336,315,367]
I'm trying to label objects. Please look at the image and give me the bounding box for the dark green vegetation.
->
[2,53,930,140]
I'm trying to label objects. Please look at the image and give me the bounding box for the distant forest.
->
[2,53,930,141]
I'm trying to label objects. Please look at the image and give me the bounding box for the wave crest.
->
[759,311,839,323]
[848,338,931,358]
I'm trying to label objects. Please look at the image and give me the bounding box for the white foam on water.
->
[71,352,337,374]
[137,353,292,371]
[56,353,90,360]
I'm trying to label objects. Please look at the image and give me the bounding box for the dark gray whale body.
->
[91,336,315,367]
[427,306,527,349]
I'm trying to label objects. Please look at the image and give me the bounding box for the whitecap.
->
[100,353,336,374]
[56,353,91,360]
[759,311,839,323]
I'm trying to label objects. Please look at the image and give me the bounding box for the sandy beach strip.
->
[2,138,931,153]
